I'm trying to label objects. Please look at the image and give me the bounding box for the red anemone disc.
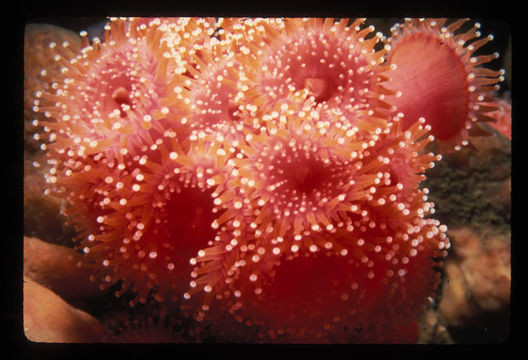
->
[385,18,504,150]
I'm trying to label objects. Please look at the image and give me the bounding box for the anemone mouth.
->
[259,141,351,220]
[111,86,131,106]
[304,77,335,103]
[111,85,132,117]
[275,155,328,196]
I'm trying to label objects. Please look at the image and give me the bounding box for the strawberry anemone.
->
[50,154,130,242]
[76,136,234,304]
[216,215,448,343]
[154,17,266,144]
[28,17,509,343]
[206,99,389,241]
[185,103,448,342]
[185,187,448,342]
[384,18,505,151]
[192,100,438,248]
[237,18,394,130]
[33,17,180,165]
[167,45,251,141]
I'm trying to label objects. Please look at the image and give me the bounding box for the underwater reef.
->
[23,17,511,344]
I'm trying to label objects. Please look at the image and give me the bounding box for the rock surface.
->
[23,277,108,343]
[438,227,510,341]
[24,237,107,310]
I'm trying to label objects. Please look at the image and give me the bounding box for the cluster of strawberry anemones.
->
[31,17,505,343]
